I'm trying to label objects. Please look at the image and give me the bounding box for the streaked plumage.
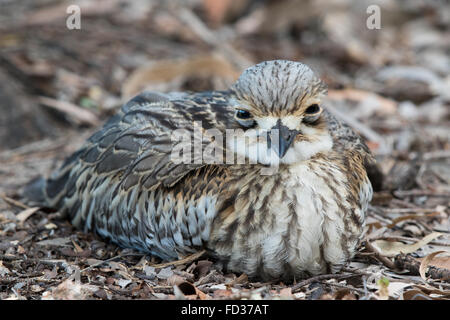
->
[25,60,376,280]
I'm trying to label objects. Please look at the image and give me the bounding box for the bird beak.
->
[267,120,298,158]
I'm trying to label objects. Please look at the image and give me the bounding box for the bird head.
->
[228,60,333,165]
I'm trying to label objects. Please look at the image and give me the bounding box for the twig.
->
[0,138,69,165]
[150,250,206,268]
[37,96,100,126]
[381,207,440,214]
[372,235,450,247]
[291,273,355,292]
[364,240,397,270]
[394,189,450,198]
[318,280,367,295]
[0,194,30,210]
[79,253,144,273]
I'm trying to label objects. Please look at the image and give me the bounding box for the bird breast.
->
[209,155,369,280]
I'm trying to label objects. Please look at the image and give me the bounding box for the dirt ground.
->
[0,0,449,300]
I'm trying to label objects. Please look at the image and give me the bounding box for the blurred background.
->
[0,0,449,192]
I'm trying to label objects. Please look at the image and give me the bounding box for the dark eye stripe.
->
[305,104,320,114]
[236,110,252,119]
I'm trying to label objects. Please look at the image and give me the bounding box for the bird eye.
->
[305,104,321,114]
[235,109,252,119]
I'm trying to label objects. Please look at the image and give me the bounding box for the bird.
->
[25,60,376,281]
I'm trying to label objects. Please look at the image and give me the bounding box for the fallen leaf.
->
[279,287,293,298]
[403,289,433,300]
[157,267,174,280]
[43,266,58,280]
[144,265,156,279]
[195,287,210,300]
[333,289,356,300]
[230,273,248,285]
[372,232,443,257]
[122,56,239,99]
[37,96,100,127]
[15,207,40,223]
[387,212,441,228]
[403,287,450,301]
[0,261,10,276]
[116,279,132,289]
[71,239,84,253]
[193,260,213,279]
[42,279,97,300]
[167,274,186,286]
[419,251,450,281]
[213,289,233,298]
[387,282,414,299]
[36,237,72,247]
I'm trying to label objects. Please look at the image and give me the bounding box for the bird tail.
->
[22,176,48,206]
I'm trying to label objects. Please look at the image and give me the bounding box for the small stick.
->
[79,253,144,273]
[364,240,397,270]
[291,273,355,292]
[318,280,367,295]
[394,189,450,198]
[37,96,100,126]
[1,194,30,210]
[150,250,206,268]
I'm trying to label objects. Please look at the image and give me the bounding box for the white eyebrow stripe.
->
[256,117,278,130]
[256,116,302,130]
[281,116,301,130]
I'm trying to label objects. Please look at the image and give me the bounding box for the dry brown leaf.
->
[334,289,356,300]
[419,251,450,281]
[403,289,433,300]
[42,279,97,300]
[279,287,293,298]
[424,255,450,270]
[121,55,240,99]
[213,289,233,298]
[0,261,11,277]
[193,260,213,279]
[403,287,450,300]
[195,287,210,300]
[372,232,443,257]
[230,273,248,285]
[387,212,441,228]
[167,274,186,286]
[15,207,40,223]
[71,239,84,253]
[412,285,450,296]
